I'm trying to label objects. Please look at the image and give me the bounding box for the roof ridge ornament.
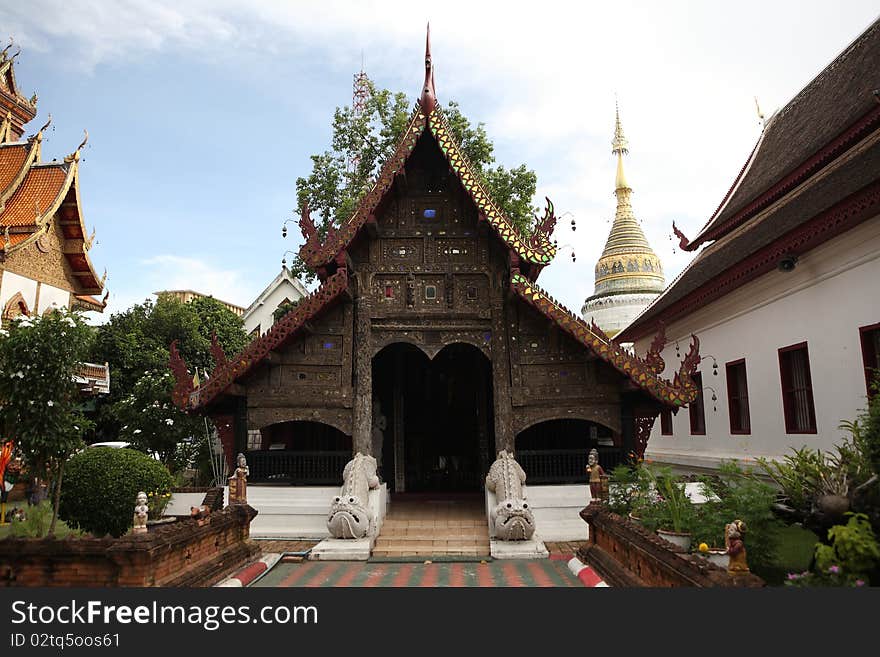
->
[420,23,437,115]
[64,128,88,163]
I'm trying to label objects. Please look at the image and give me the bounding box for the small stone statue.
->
[585,448,606,502]
[725,519,749,574]
[228,452,248,505]
[132,491,149,534]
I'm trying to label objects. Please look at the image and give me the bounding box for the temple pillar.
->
[352,281,373,455]
[491,296,514,454]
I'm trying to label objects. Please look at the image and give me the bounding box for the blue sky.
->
[4,1,878,319]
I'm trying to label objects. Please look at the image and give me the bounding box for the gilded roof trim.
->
[510,271,700,407]
[299,104,556,270]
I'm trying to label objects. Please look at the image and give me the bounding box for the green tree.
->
[89,294,249,472]
[0,309,95,535]
[290,79,538,283]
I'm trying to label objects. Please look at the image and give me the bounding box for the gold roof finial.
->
[612,101,630,191]
[754,96,766,127]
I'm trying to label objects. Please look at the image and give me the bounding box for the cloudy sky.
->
[4,1,878,318]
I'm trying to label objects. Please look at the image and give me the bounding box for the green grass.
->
[0,501,82,539]
[754,524,819,585]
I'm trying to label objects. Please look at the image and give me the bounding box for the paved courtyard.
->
[252,557,584,587]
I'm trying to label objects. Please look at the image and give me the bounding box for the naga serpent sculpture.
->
[486,450,536,541]
[327,453,380,539]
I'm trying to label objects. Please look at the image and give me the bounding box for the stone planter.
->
[656,528,692,552]
[703,548,729,569]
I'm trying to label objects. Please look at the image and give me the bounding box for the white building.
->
[242,266,308,338]
[617,17,880,472]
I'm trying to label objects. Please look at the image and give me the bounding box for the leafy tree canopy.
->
[89,294,249,472]
[0,309,95,534]
[291,78,538,283]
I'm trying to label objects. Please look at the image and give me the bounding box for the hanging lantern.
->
[282,225,288,238]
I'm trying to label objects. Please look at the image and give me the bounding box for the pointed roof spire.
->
[612,102,630,191]
[420,23,437,115]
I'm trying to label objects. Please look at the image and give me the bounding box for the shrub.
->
[814,512,880,584]
[59,448,173,537]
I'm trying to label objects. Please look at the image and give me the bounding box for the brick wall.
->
[577,503,764,587]
[0,504,260,587]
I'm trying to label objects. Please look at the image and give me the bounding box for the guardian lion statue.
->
[486,450,535,540]
[327,452,380,539]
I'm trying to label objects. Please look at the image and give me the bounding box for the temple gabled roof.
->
[0,45,106,304]
[298,28,557,280]
[511,272,700,408]
[618,17,880,343]
[680,15,880,252]
[176,269,350,410]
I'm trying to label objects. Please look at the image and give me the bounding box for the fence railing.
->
[517,447,625,485]
[245,450,349,485]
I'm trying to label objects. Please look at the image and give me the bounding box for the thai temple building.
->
[619,16,880,473]
[0,43,110,391]
[0,43,107,321]
[582,108,664,337]
[170,29,701,555]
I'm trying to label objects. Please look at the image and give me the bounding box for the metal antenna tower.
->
[348,52,370,175]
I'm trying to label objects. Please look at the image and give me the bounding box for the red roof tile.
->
[0,164,68,228]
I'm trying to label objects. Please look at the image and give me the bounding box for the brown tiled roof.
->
[690,16,880,247]
[0,163,68,227]
[0,143,30,195]
[619,140,880,341]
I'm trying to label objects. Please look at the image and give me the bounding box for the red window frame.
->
[859,322,880,399]
[660,408,673,435]
[778,342,817,434]
[689,372,706,435]
[726,359,751,435]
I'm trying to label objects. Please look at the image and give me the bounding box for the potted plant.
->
[691,499,730,567]
[641,466,696,551]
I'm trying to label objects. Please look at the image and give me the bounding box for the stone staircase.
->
[372,494,490,558]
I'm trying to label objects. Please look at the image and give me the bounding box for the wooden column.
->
[491,297,514,454]
[352,283,373,455]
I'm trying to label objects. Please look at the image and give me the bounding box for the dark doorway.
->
[515,419,622,484]
[372,342,493,492]
[246,421,351,485]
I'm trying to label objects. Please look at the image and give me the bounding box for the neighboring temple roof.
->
[0,48,106,303]
[618,17,880,342]
[683,16,880,251]
[241,266,308,321]
[297,28,558,280]
[175,269,350,410]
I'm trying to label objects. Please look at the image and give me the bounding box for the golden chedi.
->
[582,106,664,337]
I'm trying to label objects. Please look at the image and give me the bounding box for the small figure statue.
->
[585,448,606,502]
[132,491,149,534]
[190,504,211,525]
[228,452,249,505]
[725,519,749,574]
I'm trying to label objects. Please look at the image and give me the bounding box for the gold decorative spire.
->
[588,105,664,301]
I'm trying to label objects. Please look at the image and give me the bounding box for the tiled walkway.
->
[372,493,491,558]
[252,558,583,587]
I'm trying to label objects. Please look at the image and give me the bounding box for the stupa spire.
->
[581,103,664,337]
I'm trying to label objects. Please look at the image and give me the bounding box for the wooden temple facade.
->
[171,33,701,491]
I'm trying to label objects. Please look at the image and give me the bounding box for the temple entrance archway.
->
[515,418,622,484]
[372,342,493,493]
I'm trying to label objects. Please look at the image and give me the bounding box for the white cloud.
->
[97,255,255,321]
